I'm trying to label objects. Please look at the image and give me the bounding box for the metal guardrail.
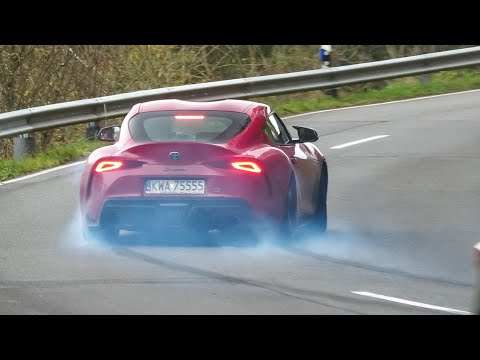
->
[1,46,480,139]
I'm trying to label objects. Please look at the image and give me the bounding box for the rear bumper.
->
[86,197,257,231]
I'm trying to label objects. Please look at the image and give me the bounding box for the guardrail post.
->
[319,45,338,98]
[418,74,429,84]
[418,46,435,84]
[86,121,100,140]
[13,133,36,159]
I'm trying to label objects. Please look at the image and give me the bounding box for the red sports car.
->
[79,99,328,242]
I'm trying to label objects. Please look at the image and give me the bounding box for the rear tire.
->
[313,161,328,233]
[279,174,298,244]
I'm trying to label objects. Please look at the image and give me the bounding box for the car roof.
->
[137,99,265,114]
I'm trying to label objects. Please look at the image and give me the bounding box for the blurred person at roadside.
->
[474,242,480,314]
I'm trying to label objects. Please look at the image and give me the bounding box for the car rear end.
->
[83,110,275,235]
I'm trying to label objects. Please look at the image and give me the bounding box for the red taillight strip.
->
[95,161,123,173]
[231,161,262,173]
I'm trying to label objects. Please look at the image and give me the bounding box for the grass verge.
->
[0,140,105,182]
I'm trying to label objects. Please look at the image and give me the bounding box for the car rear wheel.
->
[279,174,298,243]
[313,161,328,233]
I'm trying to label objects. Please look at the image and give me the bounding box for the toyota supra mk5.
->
[79,99,328,242]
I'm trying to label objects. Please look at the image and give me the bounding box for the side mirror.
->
[292,126,319,143]
[97,126,120,142]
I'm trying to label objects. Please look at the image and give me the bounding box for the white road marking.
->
[352,291,472,315]
[284,88,480,119]
[330,135,390,149]
[0,160,85,186]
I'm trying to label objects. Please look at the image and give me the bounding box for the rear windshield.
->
[128,110,251,144]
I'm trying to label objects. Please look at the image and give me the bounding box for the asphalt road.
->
[1,90,479,314]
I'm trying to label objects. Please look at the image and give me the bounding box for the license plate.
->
[145,179,205,195]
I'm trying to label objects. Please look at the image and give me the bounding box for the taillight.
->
[95,161,123,173]
[231,161,262,173]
